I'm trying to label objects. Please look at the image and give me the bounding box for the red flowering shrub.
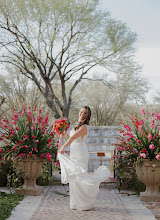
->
[113,109,160,190]
[114,109,160,164]
[0,105,58,166]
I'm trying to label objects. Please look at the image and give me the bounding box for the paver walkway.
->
[7,185,156,220]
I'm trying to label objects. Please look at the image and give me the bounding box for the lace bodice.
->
[70,126,88,144]
[69,126,88,170]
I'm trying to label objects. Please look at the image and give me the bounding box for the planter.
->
[136,159,160,202]
[15,155,46,196]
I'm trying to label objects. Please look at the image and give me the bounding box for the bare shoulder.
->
[80,124,87,133]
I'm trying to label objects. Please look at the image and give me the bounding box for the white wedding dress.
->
[58,126,110,211]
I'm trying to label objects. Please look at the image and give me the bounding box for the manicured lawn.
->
[0,191,24,220]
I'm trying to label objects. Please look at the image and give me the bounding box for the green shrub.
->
[0,162,12,187]
[0,192,24,220]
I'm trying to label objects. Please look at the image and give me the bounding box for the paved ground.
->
[2,185,158,220]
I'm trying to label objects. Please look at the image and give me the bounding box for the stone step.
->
[100,182,117,189]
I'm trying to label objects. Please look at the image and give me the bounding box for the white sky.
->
[101,0,160,102]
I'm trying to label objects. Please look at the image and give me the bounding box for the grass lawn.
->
[0,191,24,220]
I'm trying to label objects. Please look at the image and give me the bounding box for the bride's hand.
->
[60,132,65,138]
[59,148,65,154]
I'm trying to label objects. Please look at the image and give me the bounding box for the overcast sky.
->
[101,0,160,102]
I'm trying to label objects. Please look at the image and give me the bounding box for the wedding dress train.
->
[58,127,110,211]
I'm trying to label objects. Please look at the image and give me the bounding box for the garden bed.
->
[0,191,24,220]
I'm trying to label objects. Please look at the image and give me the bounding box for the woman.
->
[58,106,110,211]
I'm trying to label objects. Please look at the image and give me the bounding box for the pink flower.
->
[31,126,35,130]
[24,135,28,139]
[148,133,152,141]
[0,138,3,141]
[140,153,146,158]
[33,147,38,152]
[35,140,39,143]
[46,152,52,161]
[141,109,145,115]
[11,130,15,135]
[149,144,155,150]
[29,152,32,156]
[56,160,60,166]
[156,154,160,160]
[21,110,25,114]
[40,154,45,159]
[48,138,52,143]
[149,124,154,129]
[32,136,35,139]
[28,107,31,113]
[20,153,26,157]
[0,149,3,154]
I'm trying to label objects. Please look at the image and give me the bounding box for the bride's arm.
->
[58,134,64,152]
[59,125,87,153]
[65,132,70,138]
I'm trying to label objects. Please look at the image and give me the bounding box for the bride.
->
[58,106,110,211]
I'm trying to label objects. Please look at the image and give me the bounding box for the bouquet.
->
[52,118,70,136]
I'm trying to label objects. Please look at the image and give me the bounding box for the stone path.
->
[7,185,156,220]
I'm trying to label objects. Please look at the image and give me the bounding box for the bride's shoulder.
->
[81,124,87,128]
[81,124,88,133]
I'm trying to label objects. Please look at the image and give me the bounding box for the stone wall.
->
[87,126,119,173]
[67,126,119,174]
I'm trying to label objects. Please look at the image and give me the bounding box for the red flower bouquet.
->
[52,118,70,136]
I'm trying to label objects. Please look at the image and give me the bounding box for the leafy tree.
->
[153,91,160,104]
[70,71,149,125]
[0,68,41,116]
[0,0,139,118]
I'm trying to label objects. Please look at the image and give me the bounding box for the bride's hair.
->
[74,106,91,131]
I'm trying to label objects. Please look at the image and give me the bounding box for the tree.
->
[153,91,160,104]
[70,71,149,125]
[0,96,5,115]
[0,68,41,116]
[0,0,139,118]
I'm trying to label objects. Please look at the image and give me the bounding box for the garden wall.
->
[67,126,119,174]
